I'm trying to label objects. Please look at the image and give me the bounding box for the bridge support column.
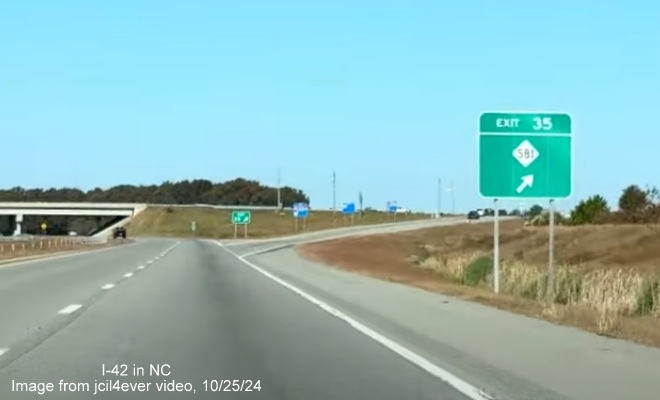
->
[13,213,23,236]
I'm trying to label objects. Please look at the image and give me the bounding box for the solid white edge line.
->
[0,348,8,357]
[123,272,134,278]
[101,283,115,290]
[217,242,494,400]
[58,304,83,315]
[241,243,295,258]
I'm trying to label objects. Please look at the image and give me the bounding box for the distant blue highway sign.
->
[342,202,356,215]
[386,201,398,213]
[293,202,309,218]
[294,208,308,218]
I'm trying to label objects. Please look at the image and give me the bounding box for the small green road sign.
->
[479,113,572,199]
[231,211,251,225]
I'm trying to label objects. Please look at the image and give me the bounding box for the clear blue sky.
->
[1,1,658,213]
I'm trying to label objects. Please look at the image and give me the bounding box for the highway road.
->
[1,219,658,400]
[0,233,477,399]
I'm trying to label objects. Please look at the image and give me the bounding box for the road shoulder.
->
[249,247,660,400]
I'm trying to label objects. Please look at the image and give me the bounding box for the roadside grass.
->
[416,250,660,338]
[299,221,660,347]
[127,207,431,239]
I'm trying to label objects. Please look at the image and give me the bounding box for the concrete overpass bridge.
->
[0,202,147,236]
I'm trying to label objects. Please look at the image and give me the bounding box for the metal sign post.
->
[493,198,500,293]
[342,202,356,226]
[231,211,251,239]
[548,199,556,299]
[293,203,309,233]
[386,201,398,222]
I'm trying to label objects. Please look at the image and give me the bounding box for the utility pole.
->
[332,171,337,225]
[277,166,282,211]
[437,178,442,218]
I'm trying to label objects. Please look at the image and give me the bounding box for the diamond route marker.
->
[479,112,572,199]
[512,139,539,168]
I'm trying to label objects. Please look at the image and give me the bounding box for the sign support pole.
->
[548,199,556,300]
[244,224,248,239]
[233,224,237,239]
[493,198,500,294]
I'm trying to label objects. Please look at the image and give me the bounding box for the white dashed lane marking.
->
[0,348,8,357]
[51,244,184,323]
[58,304,82,315]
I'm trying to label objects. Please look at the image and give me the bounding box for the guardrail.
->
[0,237,102,254]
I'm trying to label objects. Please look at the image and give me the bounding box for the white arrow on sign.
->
[516,175,534,193]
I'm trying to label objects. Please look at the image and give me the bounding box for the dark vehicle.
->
[467,211,480,220]
[112,227,127,239]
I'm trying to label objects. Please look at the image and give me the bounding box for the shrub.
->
[570,195,609,225]
[636,278,660,315]
[462,256,493,286]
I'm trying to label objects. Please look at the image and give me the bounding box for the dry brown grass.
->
[299,221,660,347]
[127,207,431,239]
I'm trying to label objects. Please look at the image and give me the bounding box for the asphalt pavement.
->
[0,237,474,399]
[242,246,660,400]
[2,215,654,400]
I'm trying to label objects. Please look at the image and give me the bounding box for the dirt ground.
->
[298,220,660,347]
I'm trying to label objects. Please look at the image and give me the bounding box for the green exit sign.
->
[231,211,251,225]
[479,112,573,199]
[480,113,572,134]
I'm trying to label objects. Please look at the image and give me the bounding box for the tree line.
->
[0,178,310,207]
[524,184,660,225]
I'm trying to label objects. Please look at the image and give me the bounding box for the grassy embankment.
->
[127,206,432,239]
[300,220,660,346]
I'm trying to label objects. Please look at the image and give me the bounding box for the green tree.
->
[570,195,609,225]
[645,185,659,204]
[0,179,309,206]
[528,204,544,218]
[619,185,649,214]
